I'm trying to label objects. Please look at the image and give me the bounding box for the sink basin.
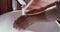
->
[0,7,60,32]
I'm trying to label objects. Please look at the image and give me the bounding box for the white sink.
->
[0,8,60,32]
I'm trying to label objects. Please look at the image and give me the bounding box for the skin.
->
[14,0,57,30]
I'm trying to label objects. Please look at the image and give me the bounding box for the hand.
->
[24,0,56,11]
[24,0,56,15]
